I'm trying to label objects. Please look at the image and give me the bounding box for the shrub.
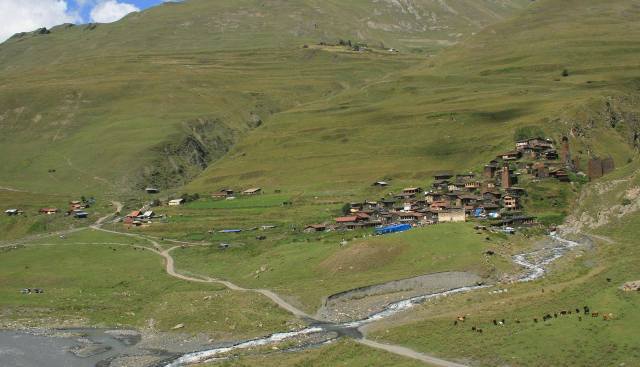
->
[341,203,352,215]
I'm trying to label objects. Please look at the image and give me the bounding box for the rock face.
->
[137,118,236,190]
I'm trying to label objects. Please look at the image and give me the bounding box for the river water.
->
[0,329,139,367]
[158,234,582,366]
[1,235,581,367]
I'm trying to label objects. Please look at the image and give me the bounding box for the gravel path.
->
[357,338,469,367]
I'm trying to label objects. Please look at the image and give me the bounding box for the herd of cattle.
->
[454,305,615,334]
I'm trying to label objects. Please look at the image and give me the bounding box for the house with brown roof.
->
[550,169,570,182]
[430,201,449,211]
[503,195,519,210]
[127,210,142,218]
[243,188,262,195]
[304,224,327,233]
[498,151,522,161]
[433,171,454,180]
[464,181,481,190]
[424,192,443,204]
[212,189,234,198]
[395,212,425,223]
[402,187,423,195]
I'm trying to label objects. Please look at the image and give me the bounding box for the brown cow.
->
[591,312,599,318]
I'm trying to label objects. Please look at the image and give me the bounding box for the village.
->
[4,197,95,219]
[5,138,615,239]
[305,137,615,235]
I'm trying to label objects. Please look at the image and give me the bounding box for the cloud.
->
[0,0,79,43]
[90,0,139,23]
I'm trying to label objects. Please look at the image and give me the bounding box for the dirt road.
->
[357,338,468,367]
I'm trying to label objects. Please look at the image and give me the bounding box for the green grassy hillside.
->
[188,0,640,194]
[368,160,640,367]
[0,0,528,195]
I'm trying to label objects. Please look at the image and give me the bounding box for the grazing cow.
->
[584,306,590,315]
[568,311,572,315]
[493,319,497,326]
[554,313,558,318]
[603,313,614,321]
[516,319,521,324]
[477,329,483,334]
[534,318,538,323]
[472,326,477,331]
[457,316,466,322]
[576,308,580,314]
[591,312,599,318]
[560,311,567,315]
[578,316,582,322]
[501,319,505,325]
[606,278,612,282]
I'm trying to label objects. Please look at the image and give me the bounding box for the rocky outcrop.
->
[136,118,236,190]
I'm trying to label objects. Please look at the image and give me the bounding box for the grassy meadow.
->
[167,222,515,313]
[0,229,301,340]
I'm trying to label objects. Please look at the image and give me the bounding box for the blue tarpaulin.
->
[375,223,412,235]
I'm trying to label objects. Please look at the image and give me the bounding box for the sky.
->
[0,0,177,42]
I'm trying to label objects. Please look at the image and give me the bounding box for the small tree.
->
[341,203,351,215]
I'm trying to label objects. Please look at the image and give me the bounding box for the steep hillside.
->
[0,0,529,195]
[189,0,640,193]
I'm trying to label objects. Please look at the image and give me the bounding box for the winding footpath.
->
[90,214,467,366]
[5,203,591,367]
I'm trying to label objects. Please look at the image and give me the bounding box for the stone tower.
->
[501,164,511,189]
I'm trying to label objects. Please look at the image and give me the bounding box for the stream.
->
[0,329,145,367]
[158,233,583,366]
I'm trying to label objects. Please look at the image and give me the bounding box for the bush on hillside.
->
[341,203,352,215]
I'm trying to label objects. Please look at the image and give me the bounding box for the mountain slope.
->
[0,0,529,194]
[188,0,640,193]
